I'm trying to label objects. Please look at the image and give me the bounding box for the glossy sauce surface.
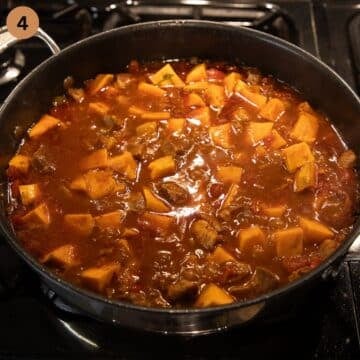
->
[7,60,359,308]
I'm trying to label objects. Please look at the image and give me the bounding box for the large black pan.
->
[0,20,359,335]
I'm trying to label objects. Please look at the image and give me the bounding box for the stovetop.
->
[0,1,360,359]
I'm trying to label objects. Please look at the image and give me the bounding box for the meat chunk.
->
[229,267,279,295]
[32,144,56,174]
[167,279,198,301]
[191,219,218,250]
[158,182,189,205]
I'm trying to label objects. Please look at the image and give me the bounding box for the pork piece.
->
[191,219,218,250]
[167,279,198,301]
[220,261,252,284]
[229,267,279,295]
[158,182,189,205]
[32,144,56,174]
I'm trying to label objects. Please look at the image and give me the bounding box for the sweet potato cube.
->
[283,142,314,173]
[122,227,139,238]
[138,82,166,97]
[109,151,137,180]
[116,95,130,107]
[21,203,50,228]
[80,149,108,171]
[28,114,61,139]
[294,162,317,192]
[209,123,232,149]
[232,107,250,122]
[9,155,31,173]
[255,145,267,157]
[262,205,286,217]
[68,87,85,103]
[128,105,145,116]
[69,175,87,192]
[167,118,185,134]
[136,121,158,136]
[217,166,243,184]
[273,227,303,257]
[88,102,110,116]
[117,239,132,254]
[143,186,170,212]
[140,212,175,234]
[148,155,176,180]
[42,244,77,268]
[259,98,285,121]
[188,107,211,126]
[83,170,116,199]
[238,226,266,252]
[235,80,267,108]
[186,63,207,83]
[149,64,185,87]
[195,283,234,307]
[81,263,120,292]
[183,82,209,91]
[141,111,171,120]
[89,74,114,95]
[64,214,94,236]
[290,112,319,143]
[270,129,287,149]
[205,84,225,108]
[95,210,126,229]
[247,122,273,144]
[184,93,206,107]
[19,184,41,205]
[210,246,235,264]
[338,150,356,168]
[221,183,240,209]
[299,217,334,244]
[224,72,241,96]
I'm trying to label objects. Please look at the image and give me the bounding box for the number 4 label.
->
[6,6,39,39]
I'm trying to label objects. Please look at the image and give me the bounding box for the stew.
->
[6,60,359,308]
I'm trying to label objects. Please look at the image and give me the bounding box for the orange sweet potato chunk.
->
[138,82,166,97]
[94,210,126,229]
[247,122,273,144]
[186,63,207,83]
[81,263,120,291]
[262,205,286,217]
[83,170,116,199]
[224,72,241,96]
[205,84,225,108]
[259,98,285,121]
[290,112,319,143]
[109,151,138,180]
[141,111,171,121]
[88,102,110,115]
[19,184,41,206]
[210,246,236,264]
[167,118,186,134]
[42,244,77,268]
[184,93,206,107]
[209,123,232,149]
[238,226,266,252]
[28,114,61,139]
[89,74,114,95]
[64,213,95,236]
[140,212,175,234]
[136,121,158,136]
[148,156,176,180]
[270,129,287,149]
[149,64,185,87]
[80,149,108,171]
[217,166,243,184]
[294,162,317,192]
[273,227,303,257]
[282,142,314,173]
[143,186,170,212]
[235,80,267,108]
[299,217,334,244]
[195,283,234,307]
[9,155,31,174]
[21,203,50,228]
[188,107,211,126]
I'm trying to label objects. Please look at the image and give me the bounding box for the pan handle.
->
[0,26,60,55]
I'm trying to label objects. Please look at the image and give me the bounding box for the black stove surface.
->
[0,1,360,359]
